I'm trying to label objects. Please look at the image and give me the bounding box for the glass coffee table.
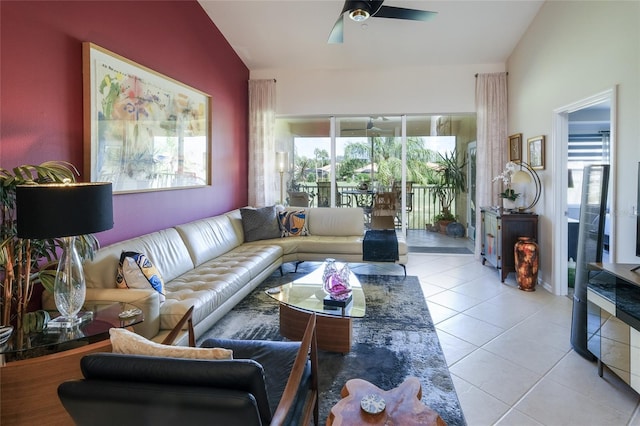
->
[266,264,365,353]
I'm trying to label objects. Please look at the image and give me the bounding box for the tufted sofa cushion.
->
[160,244,283,331]
[175,214,243,267]
[306,207,364,236]
[84,228,194,289]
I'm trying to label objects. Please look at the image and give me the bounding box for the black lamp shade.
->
[16,182,114,239]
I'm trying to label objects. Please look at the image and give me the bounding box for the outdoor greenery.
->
[291,136,442,188]
[432,150,467,222]
[289,137,470,227]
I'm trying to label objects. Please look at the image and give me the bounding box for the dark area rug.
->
[198,265,466,425]
[409,246,473,254]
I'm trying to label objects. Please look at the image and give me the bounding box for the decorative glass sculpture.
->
[322,258,352,300]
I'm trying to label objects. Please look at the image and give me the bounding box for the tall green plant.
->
[0,161,91,332]
[432,150,467,221]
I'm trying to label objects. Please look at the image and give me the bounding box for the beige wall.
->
[507,1,640,293]
[252,64,504,116]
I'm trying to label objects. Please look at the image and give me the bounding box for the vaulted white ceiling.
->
[198,0,544,71]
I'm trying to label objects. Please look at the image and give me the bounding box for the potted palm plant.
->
[0,161,99,340]
[432,150,467,234]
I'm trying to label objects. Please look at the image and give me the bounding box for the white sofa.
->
[47,207,407,344]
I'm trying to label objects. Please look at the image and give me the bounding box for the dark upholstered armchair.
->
[58,314,318,426]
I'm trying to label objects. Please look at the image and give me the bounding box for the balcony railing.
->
[291,183,457,230]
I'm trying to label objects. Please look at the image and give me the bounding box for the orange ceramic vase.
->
[514,237,539,291]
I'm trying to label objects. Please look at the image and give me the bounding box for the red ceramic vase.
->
[514,237,539,291]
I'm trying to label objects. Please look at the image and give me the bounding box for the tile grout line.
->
[491,349,575,425]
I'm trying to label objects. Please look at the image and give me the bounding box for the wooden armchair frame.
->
[271,313,318,425]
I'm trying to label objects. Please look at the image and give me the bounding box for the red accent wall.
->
[0,1,248,246]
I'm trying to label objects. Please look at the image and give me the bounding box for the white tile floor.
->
[351,252,640,426]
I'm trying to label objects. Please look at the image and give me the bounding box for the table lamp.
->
[511,161,541,211]
[16,182,113,325]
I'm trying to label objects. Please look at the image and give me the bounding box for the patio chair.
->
[288,191,310,207]
[317,182,351,207]
[392,181,414,213]
[371,192,398,229]
[392,181,414,227]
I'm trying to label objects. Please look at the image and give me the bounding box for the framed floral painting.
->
[83,42,212,194]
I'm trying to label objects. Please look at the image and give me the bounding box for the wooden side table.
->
[0,302,143,425]
[327,377,446,426]
[1,338,112,425]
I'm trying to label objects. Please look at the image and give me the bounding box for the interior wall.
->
[252,64,504,116]
[0,1,249,246]
[507,1,640,293]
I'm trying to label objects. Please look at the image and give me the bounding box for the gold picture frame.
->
[83,42,212,194]
[508,133,522,161]
[528,135,545,170]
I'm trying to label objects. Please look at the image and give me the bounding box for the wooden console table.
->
[480,208,539,282]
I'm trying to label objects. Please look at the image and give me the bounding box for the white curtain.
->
[248,79,277,207]
[475,72,508,258]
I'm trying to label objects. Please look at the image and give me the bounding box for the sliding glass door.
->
[276,114,476,232]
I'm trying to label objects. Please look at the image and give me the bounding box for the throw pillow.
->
[110,328,233,360]
[116,251,166,303]
[240,206,281,242]
[278,210,309,237]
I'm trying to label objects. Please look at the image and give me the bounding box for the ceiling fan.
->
[342,117,383,132]
[328,0,437,44]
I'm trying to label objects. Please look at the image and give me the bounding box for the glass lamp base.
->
[47,311,93,329]
[54,236,87,321]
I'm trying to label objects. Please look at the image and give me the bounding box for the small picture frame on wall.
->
[508,133,522,161]
[528,135,545,169]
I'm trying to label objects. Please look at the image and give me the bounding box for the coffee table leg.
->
[279,304,352,353]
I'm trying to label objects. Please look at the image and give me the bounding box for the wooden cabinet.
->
[480,208,539,282]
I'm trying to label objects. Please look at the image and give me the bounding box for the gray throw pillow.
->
[240,206,281,242]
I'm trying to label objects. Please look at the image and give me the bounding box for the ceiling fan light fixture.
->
[349,9,370,22]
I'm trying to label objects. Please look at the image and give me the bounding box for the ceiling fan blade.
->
[328,13,345,44]
[374,6,437,21]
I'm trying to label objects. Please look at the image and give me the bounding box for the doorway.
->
[552,88,616,295]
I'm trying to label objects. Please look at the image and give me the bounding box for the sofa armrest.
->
[42,288,160,340]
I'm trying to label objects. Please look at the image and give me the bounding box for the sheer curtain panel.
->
[248,79,277,207]
[475,72,508,258]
